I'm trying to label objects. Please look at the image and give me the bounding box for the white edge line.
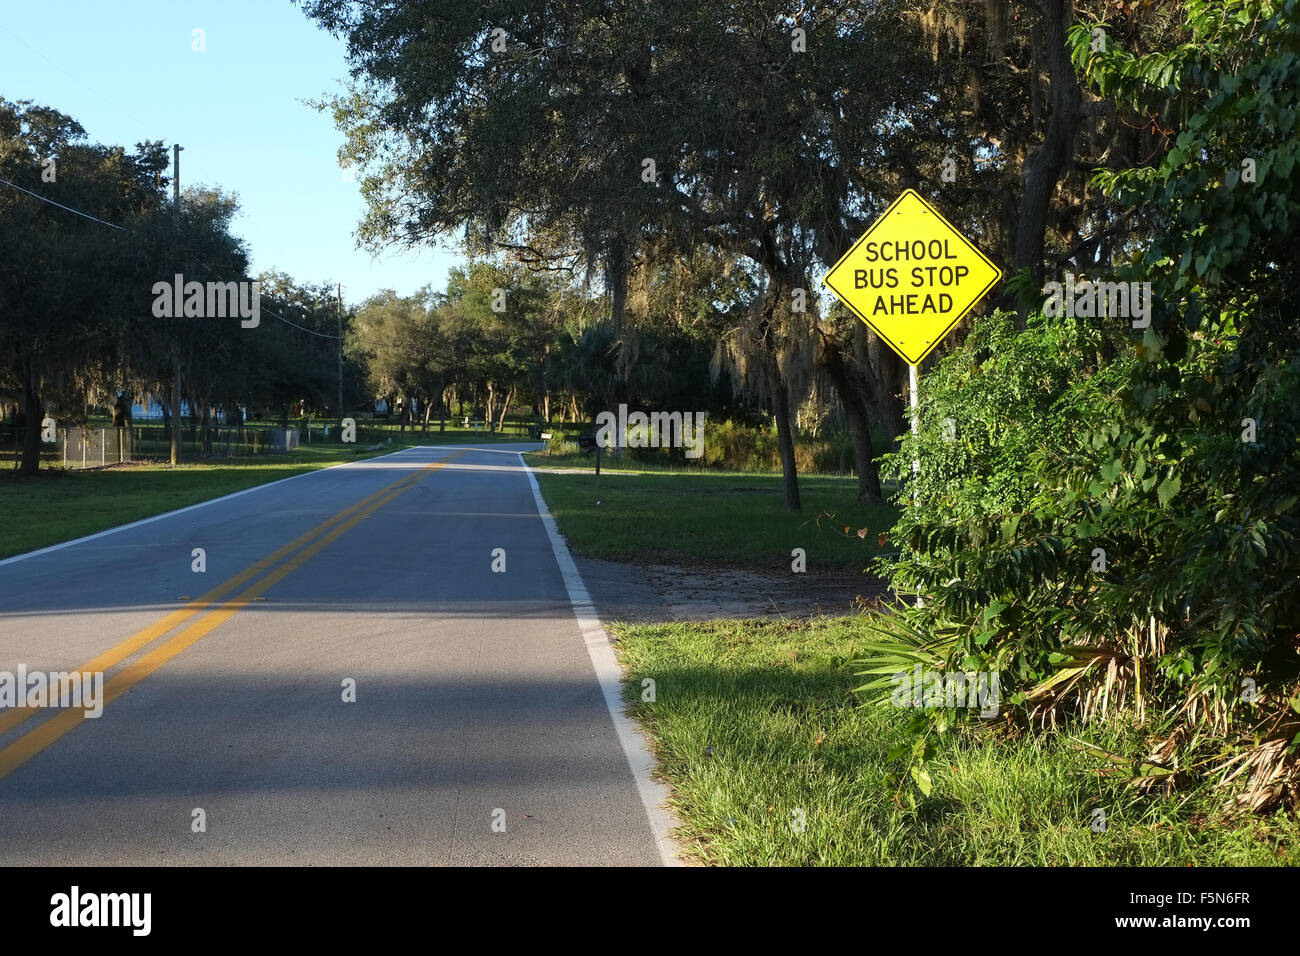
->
[0,446,430,569]
[520,453,683,867]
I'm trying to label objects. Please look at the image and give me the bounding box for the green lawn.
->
[0,439,430,559]
[528,465,899,570]
[615,617,1300,866]
[524,448,705,474]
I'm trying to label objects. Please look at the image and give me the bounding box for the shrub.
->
[857,0,1300,813]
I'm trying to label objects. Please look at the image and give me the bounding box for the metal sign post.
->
[910,362,922,608]
[909,362,919,478]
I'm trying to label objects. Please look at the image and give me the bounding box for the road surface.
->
[0,444,674,866]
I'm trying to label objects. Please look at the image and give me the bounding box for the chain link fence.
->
[56,426,135,467]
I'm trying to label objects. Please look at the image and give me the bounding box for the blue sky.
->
[0,0,465,307]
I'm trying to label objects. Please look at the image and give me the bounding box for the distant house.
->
[374,397,418,419]
[131,400,238,423]
[132,399,193,420]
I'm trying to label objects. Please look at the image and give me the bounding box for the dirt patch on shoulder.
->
[642,564,888,619]
[573,555,889,622]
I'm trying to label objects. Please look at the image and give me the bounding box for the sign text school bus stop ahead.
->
[822,188,1002,367]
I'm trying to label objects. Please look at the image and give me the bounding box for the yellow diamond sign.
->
[822,189,1002,366]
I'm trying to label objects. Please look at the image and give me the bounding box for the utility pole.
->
[171,144,184,466]
[337,283,344,434]
[173,144,182,208]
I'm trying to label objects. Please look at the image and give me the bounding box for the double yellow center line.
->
[0,449,468,781]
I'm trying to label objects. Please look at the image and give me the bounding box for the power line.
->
[0,177,343,340]
[0,176,124,230]
[192,255,343,340]
[181,255,344,340]
[262,308,342,339]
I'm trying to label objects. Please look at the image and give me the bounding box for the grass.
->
[0,437,439,559]
[529,466,900,570]
[614,616,1300,866]
[524,449,697,473]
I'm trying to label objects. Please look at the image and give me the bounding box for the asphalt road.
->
[0,444,672,866]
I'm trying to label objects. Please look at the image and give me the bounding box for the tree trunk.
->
[112,392,130,427]
[1011,0,1083,326]
[767,354,801,512]
[819,335,882,501]
[608,238,628,335]
[865,330,907,445]
[19,355,42,476]
[170,356,182,466]
[421,398,433,435]
[754,254,802,511]
[496,386,514,433]
[201,400,213,457]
